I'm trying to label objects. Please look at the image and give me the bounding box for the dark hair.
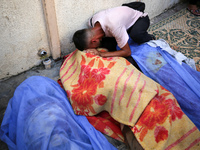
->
[72,29,88,51]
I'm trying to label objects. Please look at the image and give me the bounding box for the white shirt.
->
[89,6,148,48]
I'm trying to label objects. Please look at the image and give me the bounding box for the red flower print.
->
[107,62,116,69]
[91,67,110,83]
[71,77,98,107]
[154,126,168,143]
[164,99,184,121]
[98,48,107,52]
[132,126,143,134]
[160,85,169,92]
[154,94,167,103]
[66,90,71,98]
[102,57,115,61]
[78,65,91,84]
[134,87,181,143]
[86,53,97,58]
[125,59,131,65]
[137,98,169,130]
[94,94,107,106]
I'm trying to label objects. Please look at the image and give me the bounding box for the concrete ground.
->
[0,2,187,150]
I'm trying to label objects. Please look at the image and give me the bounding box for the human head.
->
[72,28,101,51]
[72,29,89,51]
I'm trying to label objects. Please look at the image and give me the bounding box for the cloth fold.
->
[60,50,158,127]
[60,49,200,150]
[0,76,117,150]
[147,39,196,70]
[128,38,200,130]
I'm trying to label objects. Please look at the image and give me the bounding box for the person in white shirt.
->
[72,5,154,60]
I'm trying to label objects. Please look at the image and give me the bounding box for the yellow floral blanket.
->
[60,50,200,150]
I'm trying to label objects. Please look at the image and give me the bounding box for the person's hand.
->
[85,49,100,56]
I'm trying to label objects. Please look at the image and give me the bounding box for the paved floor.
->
[0,2,187,149]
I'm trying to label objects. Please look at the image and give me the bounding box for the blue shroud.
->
[127,39,200,130]
[0,76,117,150]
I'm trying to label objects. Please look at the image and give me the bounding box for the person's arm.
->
[100,42,131,57]
[86,42,132,57]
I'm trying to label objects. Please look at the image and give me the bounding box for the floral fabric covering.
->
[60,49,200,150]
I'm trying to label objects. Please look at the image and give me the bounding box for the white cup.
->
[43,58,52,69]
